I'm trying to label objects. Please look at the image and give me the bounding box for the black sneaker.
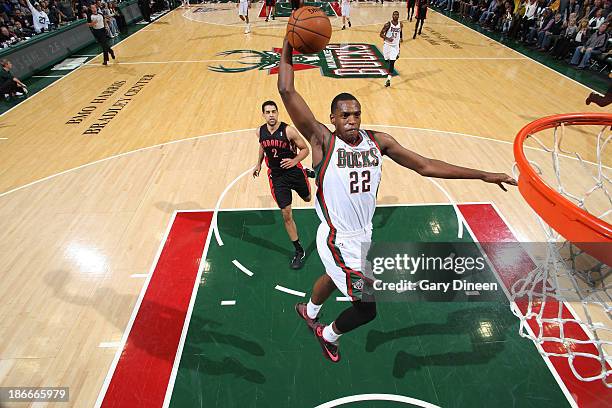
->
[295,302,318,331]
[385,80,390,87]
[348,20,351,27]
[305,168,316,178]
[290,250,305,269]
[313,323,340,362]
[342,25,346,30]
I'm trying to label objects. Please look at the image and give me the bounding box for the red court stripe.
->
[459,203,610,408]
[100,211,212,408]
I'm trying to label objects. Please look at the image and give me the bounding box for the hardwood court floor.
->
[0,3,609,407]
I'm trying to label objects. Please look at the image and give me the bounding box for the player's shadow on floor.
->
[372,205,399,229]
[188,355,266,384]
[43,270,266,383]
[364,305,517,377]
[221,211,295,257]
[189,33,237,41]
[193,319,265,357]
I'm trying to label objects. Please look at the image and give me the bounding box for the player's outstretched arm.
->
[376,132,517,191]
[277,38,327,146]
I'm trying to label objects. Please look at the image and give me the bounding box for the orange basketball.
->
[286,6,332,54]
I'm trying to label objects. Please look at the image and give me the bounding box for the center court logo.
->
[208,43,397,78]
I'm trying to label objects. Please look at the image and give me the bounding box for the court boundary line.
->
[93,211,179,408]
[432,9,597,92]
[2,124,608,199]
[0,8,178,120]
[459,204,579,408]
[162,211,214,408]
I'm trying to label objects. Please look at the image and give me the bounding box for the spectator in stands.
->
[12,20,32,38]
[525,6,552,44]
[500,1,514,39]
[47,0,66,26]
[0,25,18,46]
[537,11,563,49]
[25,0,49,32]
[109,2,125,33]
[563,0,579,20]
[603,0,612,17]
[0,1,11,17]
[0,59,27,98]
[589,8,606,28]
[587,0,602,19]
[12,8,30,28]
[570,21,609,68]
[100,1,117,37]
[518,0,538,41]
[57,0,74,21]
[580,0,593,21]
[549,12,578,56]
[479,0,499,25]
[79,5,88,18]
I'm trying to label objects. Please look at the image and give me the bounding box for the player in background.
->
[380,11,403,87]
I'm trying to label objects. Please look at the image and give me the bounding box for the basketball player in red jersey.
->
[413,0,428,38]
[253,100,315,269]
[277,35,516,362]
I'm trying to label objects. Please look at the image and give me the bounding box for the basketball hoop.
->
[511,113,612,387]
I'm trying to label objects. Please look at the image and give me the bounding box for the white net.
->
[510,118,612,387]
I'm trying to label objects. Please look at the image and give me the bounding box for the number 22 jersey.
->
[315,130,383,233]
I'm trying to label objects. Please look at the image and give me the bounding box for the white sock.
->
[306,299,321,319]
[323,324,341,343]
[387,75,391,80]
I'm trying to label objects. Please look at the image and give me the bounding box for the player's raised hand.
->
[482,172,517,191]
[280,158,298,169]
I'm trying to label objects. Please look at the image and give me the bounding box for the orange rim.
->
[513,113,612,265]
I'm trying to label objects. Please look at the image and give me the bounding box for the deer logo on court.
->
[208,44,398,78]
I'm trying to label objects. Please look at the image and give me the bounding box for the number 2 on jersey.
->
[349,170,371,194]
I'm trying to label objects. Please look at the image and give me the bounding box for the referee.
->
[88,5,115,66]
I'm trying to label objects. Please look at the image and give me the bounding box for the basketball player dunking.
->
[253,101,315,269]
[380,11,402,88]
[278,36,517,362]
[238,0,251,33]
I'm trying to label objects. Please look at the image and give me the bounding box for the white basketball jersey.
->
[315,130,383,233]
[386,21,401,48]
